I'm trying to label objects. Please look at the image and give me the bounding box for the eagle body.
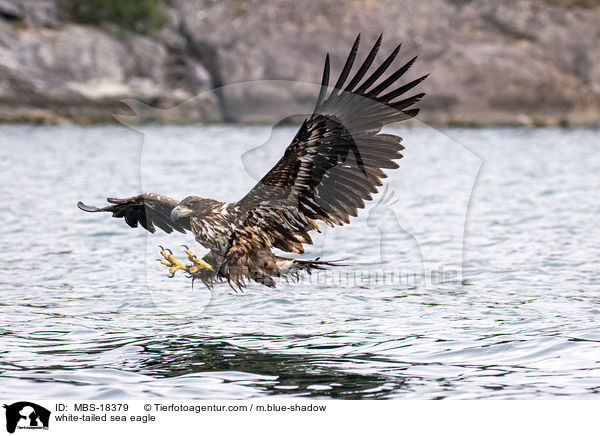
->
[78,35,427,290]
[184,197,231,252]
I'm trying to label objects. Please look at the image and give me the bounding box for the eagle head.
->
[171,196,223,222]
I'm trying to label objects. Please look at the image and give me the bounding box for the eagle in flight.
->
[78,35,427,290]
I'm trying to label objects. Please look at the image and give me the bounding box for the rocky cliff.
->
[0,0,598,125]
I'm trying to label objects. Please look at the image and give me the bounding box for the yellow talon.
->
[158,245,213,278]
[183,247,213,271]
[159,247,188,275]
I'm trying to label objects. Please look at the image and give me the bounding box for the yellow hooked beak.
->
[170,205,193,222]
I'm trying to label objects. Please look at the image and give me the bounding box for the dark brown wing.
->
[228,34,427,255]
[77,193,189,234]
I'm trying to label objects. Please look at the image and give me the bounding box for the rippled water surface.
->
[1,124,599,399]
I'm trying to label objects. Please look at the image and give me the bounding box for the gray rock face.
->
[172,0,600,125]
[0,1,218,123]
[0,0,598,125]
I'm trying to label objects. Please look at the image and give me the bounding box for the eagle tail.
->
[277,256,346,281]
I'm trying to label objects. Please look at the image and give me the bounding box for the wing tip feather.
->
[77,201,99,212]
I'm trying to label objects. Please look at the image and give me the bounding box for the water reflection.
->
[133,337,407,398]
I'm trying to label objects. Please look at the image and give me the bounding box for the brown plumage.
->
[78,35,427,290]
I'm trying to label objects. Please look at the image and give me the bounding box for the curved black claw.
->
[167,272,175,279]
[158,245,173,255]
[182,244,190,250]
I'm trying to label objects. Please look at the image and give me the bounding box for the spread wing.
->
[77,193,189,234]
[228,34,427,255]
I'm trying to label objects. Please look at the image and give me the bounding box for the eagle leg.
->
[182,245,214,273]
[158,246,189,277]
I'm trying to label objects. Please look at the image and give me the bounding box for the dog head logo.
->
[3,402,50,434]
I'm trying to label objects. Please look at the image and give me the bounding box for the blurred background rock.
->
[0,0,598,125]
